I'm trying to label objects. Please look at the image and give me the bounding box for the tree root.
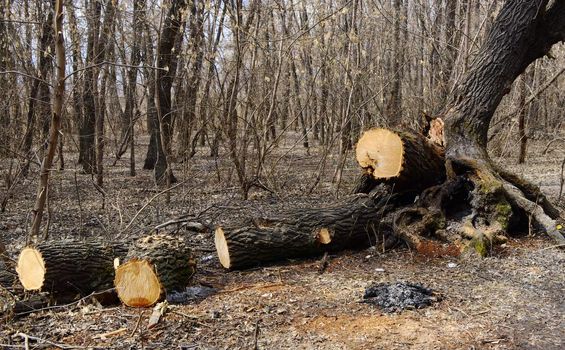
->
[389,162,563,257]
[502,183,565,245]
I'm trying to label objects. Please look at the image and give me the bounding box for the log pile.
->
[214,127,449,269]
[11,234,196,308]
[15,240,127,297]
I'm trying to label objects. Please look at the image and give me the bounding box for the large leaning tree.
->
[434,0,565,250]
[214,0,565,269]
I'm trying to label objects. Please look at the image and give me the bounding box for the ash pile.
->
[362,282,440,312]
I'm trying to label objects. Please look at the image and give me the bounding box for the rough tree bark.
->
[215,185,401,270]
[114,234,196,307]
[420,0,565,252]
[152,0,188,183]
[16,240,127,298]
[79,0,101,173]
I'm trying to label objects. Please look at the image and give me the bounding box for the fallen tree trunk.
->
[15,240,127,297]
[114,234,196,307]
[215,185,401,270]
[355,128,445,192]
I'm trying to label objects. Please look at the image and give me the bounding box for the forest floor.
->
[0,132,564,349]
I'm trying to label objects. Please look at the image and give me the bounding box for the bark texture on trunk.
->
[355,129,445,192]
[444,0,564,164]
[16,240,127,298]
[115,234,196,307]
[215,185,400,270]
[434,0,565,251]
[153,0,187,183]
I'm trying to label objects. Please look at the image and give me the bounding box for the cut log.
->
[355,128,445,191]
[15,240,127,297]
[215,185,400,270]
[114,234,196,307]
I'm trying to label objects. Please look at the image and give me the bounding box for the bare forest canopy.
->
[0,0,564,198]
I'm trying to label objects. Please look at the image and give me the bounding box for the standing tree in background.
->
[29,0,65,239]
[151,0,188,183]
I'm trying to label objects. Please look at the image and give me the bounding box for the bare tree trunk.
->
[153,0,188,183]
[223,0,260,198]
[95,0,117,187]
[79,0,101,173]
[142,7,158,170]
[383,0,404,126]
[21,7,54,177]
[65,0,85,171]
[518,68,534,164]
[200,1,226,157]
[120,0,144,176]
[29,0,65,239]
[442,0,459,100]
[177,0,205,161]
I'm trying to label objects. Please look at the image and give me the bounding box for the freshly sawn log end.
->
[115,234,196,307]
[16,240,126,297]
[356,128,404,179]
[215,227,231,269]
[355,128,445,191]
[114,259,162,307]
[16,247,45,290]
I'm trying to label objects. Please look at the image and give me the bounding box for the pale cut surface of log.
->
[16,248,44,290]
[114,234,196,307]
[215,185,399,270]
[15,240,127,297]
[356,128,404,178]
[114,259,161,307]
[355,128,445,191]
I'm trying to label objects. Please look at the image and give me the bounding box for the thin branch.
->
[119,180,188,235]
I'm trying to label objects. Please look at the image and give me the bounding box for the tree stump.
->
[114,234,196,307]
[15,240,127,297]
[215,185,400,270]
[355,128,445,192]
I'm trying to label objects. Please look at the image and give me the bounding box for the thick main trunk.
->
[435,0,565,252]
[215,185,400,270]
[355,129,445,192]
[16,240,127,298]
[444,0,564,164]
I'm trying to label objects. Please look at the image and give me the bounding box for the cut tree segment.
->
[356,128,404,178]
[16,248,45,290]
[15,240,127,297]
[215,185,399,270]
[355,128,445,191]
[114,259,161,307]
[114,234,196,307]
